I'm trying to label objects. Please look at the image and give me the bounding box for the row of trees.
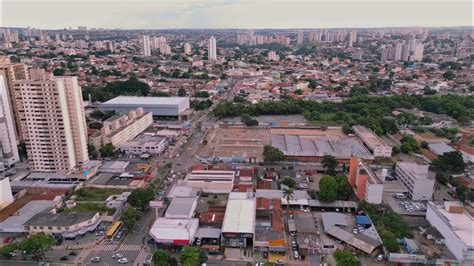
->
[213,94,473,134]
[83,76,150,102]
[0,233,54,261]
[153,247,207,266]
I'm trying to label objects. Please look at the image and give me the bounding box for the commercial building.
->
[24,212,101,239]
[254,198,286,257]
[184,170,235,193]
[426,201,474,263]
[121,135,167,155]
[352,126,392,158]
[349,157,383,204]
[221,192,256,248]
[100,96,190,118]
[270,127,373,163]
[89,108,153,149]
[13,69,88,173]
[0,200,56,233]
[142,35,151,56]
[0,75,19,171]
[395,162,434,200]
[208,36,217,61]
[149,217,199,245]
[165,197,198,219]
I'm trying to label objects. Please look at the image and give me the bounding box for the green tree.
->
[88,121,103,130]
[99,143,116,158]
[435,172,448,185]
[180,246,205,266]
[431,151,466,174]
[122,206,142,230]
[333,250,360,266]
[335,175,351,200]
[18,233,54,261]
[281,177,296,188]
[53,68,66,76]
[342,124,353,135]
[177,88,187,97]
[282,188,294,220]
[0,243,18,259]
[127,188,154,211]
[456,185,469,202]
[263,145,284,163]
[233,95,245,102]
[322,155,339,176]
[400,136,420,154]
[319,175,338,202]
[380,230,400,252]
[392,146,400,155]
[87,144,98,160]
[442,70,455,80]
[241,114,259,126]
[195,91,210,98]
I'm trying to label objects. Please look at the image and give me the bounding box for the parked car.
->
[118,258,129,264]
[69,251,77,256]
[263,251,268,259]
[377,254,384,261]
[293,250,299,259]
[112,253,123,259]
[91,257,101,262]
[60,256,69,261]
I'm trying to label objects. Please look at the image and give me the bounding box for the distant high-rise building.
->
[104,41,115,52]
[382,38,423,62]
[208,36,217,61]
[13,69,88,173]
[268,51,279,61]
[0,75,19,171]
[184,43,192,55]
[142,35,151,56]
[297,30,304,44]
[348,32,354,47]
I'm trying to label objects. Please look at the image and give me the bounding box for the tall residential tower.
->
[13,69,88,173]
[208,36,217,61]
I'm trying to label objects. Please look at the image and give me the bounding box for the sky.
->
[1,0,472,29]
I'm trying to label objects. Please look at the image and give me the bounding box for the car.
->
[60,256,69,261]
[95,232,104,236]
[208,249,219,255]
[147,238,155,243]
[255,263,264,266]
[112,253,123,259]
[196,238,202,246]
[353,228,358,233]
[291,239,298,249]
[263,251,268,258]
[376,254,384,261]
[69,251,77,256]
[91,257,102,262]
[118,258,129,264]
[289,214,294,220]
[293,250,299,259]
[8,252,16,257]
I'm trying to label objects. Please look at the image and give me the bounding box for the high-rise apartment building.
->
[297,30,304,44]
[13,69,88,173]
[184,43,192,55]
[142,35,151,56]
[208,36,217,61]
[0,56,30,141]
[268,51,279,61]
[0,75,19,171]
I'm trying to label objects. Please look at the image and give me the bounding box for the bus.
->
[106,221,122,239]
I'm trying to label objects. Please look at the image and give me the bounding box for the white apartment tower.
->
[184,43,192,55]
[297,30,304,44]
[142,35,151,56]
[13,69,88,173]
[208,36,217,61]
[0,75,19,171]
[268,51,279,61]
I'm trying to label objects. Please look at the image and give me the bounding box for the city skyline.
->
[1,0,472,30]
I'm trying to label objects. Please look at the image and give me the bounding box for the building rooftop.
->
[221,192,255,234]
[428,143,455,156]
[271,134,373,160]
[103,96,189,106]
[194,227,221,239]
[165,197,197,218]
[428,202,473,247]
[294,213,317,233]
[0,200,55,232]
[149,218,199,243]
[24,211,98,227]
[397,162,430,180]
[321,212,348,230]
[352,125,387,148]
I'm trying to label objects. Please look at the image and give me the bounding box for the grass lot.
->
[73,187,126,201]
[64,202,116,215]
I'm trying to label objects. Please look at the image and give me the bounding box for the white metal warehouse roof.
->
[103,96,189,106]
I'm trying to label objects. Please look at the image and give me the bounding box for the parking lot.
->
[383,193,427,216]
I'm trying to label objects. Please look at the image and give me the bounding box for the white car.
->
[112,253,123,259]
[118,258,129,264]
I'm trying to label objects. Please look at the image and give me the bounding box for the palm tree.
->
[282,188,294,221]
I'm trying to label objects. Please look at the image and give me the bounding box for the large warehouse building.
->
[100,96,190,118]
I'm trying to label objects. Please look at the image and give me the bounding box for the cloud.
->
[1,0,472,29]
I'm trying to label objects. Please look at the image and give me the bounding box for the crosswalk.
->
[98,244,117,251]
[118,244,143,251]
